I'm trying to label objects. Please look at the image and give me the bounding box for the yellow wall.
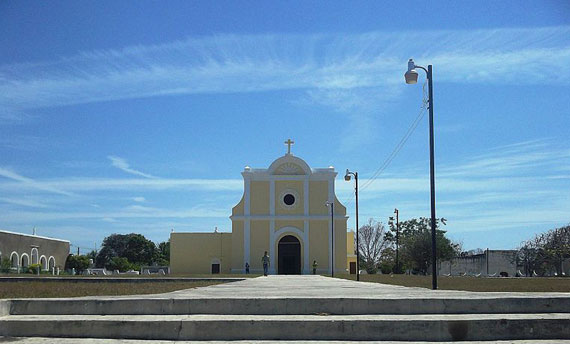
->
[231,221,244,271]
[275,220,304,232]
[346,230,355,254]
[308,220,329,271]
[309,181,329,215]
[334,196,347,216]
[334,219,347,272]
[346,231,357,272]
[250,220,269,270]
[275,180,304,215]
[250,181,269,215]
[170,232,232,274]
[232,195,244,216]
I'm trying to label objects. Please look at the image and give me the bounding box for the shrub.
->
[0,257,12,273]
[26,263,42,274]
[106,257,134,272]
[65,255,90,273]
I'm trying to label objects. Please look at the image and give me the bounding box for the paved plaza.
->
[1,276,570,342]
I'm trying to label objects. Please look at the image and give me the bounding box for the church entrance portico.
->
[278,235,301,274]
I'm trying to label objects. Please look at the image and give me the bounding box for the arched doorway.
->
[278,235,301,274]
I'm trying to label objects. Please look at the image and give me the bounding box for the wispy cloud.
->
[1,26,568,119]
[0,177,243,193]
[0,197,49,208]
[0,167,73,196]
[108,156,157,179]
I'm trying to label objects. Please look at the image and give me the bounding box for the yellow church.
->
[170,140,356,275]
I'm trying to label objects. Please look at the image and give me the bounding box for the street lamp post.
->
[344,169,359,281]
[394,208,399,274]
[325,201,334,277]
[405,58,438,290]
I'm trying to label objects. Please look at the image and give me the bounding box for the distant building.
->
[0,230,70,273]
[438,250,520,277]
[170,141,355,275]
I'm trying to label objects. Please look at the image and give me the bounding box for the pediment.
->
[273,162,305,175]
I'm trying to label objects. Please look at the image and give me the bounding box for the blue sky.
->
[1,1,569,253]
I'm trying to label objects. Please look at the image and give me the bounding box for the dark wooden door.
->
[278,235,301,274]
[350,262,357,274]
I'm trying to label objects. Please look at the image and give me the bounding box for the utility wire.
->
[344,80,429,207]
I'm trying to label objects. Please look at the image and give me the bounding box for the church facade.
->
[171,143,354,275]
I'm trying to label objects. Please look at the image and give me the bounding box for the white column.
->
[304,177,309,215]
[303,220,309,274]
[303,177,310,274]
[270,178,275,216]
[244,178,251,268]
[269,220,276,274]
[269,179,276,273]
[328,178,333,273]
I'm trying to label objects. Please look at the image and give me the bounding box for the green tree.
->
[378,247,396,274]
[397,217,459,275]
[106,257,134,272]
[95,233,157,269]
[517,224,570,276]
[156,240,170,266]
[65,254,90,273]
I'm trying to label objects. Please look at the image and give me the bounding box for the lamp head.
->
[344,169,351,181]
[404,58,418,84]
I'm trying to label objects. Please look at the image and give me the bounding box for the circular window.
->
[279,189,299,209]
[283,193,295,206]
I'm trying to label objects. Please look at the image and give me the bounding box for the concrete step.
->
[1,313,569,341]
[3,338,570,344]
[7,296,570,315]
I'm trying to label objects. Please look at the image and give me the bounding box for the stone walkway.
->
[136,275,570,300]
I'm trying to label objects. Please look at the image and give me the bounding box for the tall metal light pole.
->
[344,169,359,281]
[405,58,438,290]
[394,208,399,274]
[325,201,334,277]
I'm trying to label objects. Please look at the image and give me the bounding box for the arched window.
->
[48,256,56,270]
[31,248,39,265]
[21,253,30,268]
[40,255,47,270]
[10,252,19,269]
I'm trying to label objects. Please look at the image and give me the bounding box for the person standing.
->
[312,260,318,275]
[245,262,250,274]
[262,251,270,276]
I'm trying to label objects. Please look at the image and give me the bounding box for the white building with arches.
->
[170,142,354,275]
[0,230,69,273]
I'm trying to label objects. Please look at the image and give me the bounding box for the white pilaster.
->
[269,178,276,274]
[244,178,251,267]
[303,176,310,274]
[269,220,276,274]
[270,178,275,215]
[328,178,333,272]
[304,177,309,215]
[303,220,309,274]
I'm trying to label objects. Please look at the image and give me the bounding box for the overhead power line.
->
[344,80,429,207]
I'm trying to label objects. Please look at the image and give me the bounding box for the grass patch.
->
[0,280,224,299]
[0,273,258,278]
[341,274,570,292]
